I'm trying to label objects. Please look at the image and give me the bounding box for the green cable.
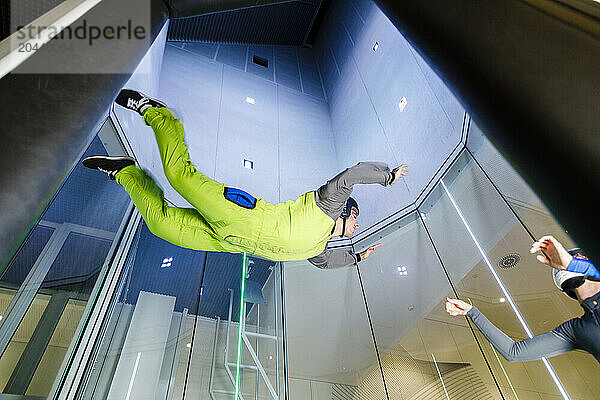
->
[467,298,519,400]
[235,252,248,399]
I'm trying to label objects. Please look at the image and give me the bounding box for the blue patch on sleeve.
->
[224,187,257,209]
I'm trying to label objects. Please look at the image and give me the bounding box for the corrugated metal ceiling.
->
[168,0,324,45]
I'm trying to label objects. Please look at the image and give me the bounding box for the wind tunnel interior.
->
[1,0,599,399]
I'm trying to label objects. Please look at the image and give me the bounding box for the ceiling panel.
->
[168,1,320,45]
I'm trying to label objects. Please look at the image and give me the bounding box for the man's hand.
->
[390,164,409,185]
[529,235,572,270]
[445,298,472,316]
[359,243,383,261]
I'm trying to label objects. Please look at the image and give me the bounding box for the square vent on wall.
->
[253,55,269,68]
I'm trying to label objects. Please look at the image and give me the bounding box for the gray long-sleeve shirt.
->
[467,291,600,363]
[307,162,394,269]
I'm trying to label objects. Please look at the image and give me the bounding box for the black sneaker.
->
[115,89,167,116]
[82,156,136,180]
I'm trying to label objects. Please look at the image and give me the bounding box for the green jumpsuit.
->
[115,107,335,261]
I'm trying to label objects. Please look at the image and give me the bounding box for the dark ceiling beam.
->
[372,0,600,262]
[166,0,318,18]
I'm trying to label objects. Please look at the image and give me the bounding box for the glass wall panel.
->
[239,257,285,400]
[0,226,55,305]
[79,221,206,400]
[0,294,50,391]
[466,121,576,248]
[466,124,600,396]
[188,251,284,400]
[420,149,598,399]
[355,212,504,399]
[192,252,246,400]
[0,127,131,398]
[79,221,286,399]
[283,246,388,399]
[28,298,87,396]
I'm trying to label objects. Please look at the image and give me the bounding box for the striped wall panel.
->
[167,1,319,45]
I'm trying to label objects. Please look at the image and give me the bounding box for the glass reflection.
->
[283,248,388,399]
[466,125,600,397]
[0,132,130,398]
[420,149,598,399]
[77,224,286,399]
[355,212,504,399]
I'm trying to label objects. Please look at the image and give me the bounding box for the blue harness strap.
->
[223,187,257,209]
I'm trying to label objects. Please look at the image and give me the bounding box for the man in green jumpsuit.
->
[84,89,408,268]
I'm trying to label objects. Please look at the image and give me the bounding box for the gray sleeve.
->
[467,307,577,362]
[315,162,394,220]
[308,249,359,269]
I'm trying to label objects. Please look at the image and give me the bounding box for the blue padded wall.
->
[183,42,219,59]
[275,47,302,92]
[158,44,223,206]
[314,0,465,229]
[216,65,279,203]
[216,44,248,71]
[130,0,465,234]
[157,42,336,207]
[278,85,338,202]
[247,45,275,81]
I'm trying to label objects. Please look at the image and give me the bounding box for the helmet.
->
[339,197,359,237]
[341,197,359,219]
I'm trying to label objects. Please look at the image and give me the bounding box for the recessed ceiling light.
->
[246,96,255,104]
[373,42,379,52]
[398,96,408,112]
[243,159,254,169]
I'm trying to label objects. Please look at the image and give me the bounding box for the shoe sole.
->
[116,89,167,111]
[82,155,136,169]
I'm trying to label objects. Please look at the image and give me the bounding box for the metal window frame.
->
[50,205,142,400]
[0,221,117,358]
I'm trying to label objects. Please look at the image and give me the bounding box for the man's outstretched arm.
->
[308,249,358,269]
[308,244,383,269]
[467,306,577,361]
[315,162,406,220]
[447,298,577,362]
